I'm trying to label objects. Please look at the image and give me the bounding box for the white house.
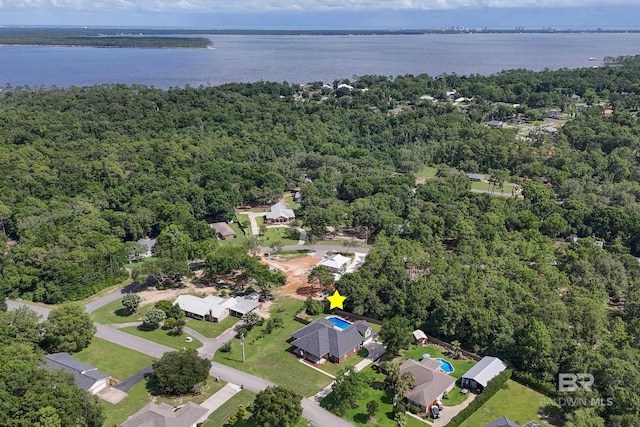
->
[317,254,351,274]
[174,293,261,322]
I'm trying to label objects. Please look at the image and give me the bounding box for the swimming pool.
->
[327,316,352,330]
[436,357,455,373]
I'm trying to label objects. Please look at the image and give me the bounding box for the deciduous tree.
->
[151,349,211,395]
[252,386,302,427]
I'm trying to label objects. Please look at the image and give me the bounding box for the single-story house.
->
[484,416,520,427]
[209,222,236,239]
[291,318,373,364]
[136,237,156,259]
[43,352,111,395]
[544,110,562,119]
[486,120,506,128]
[265,202,295,224]
[461,356,507,393]
[121,402,208,427]
[400,358,456,412]
[466,172,485,182]
[413,329,428,345]
[317,254,351,274]
[174,293,260,322]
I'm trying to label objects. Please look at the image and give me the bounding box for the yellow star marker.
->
[327,290,347,310]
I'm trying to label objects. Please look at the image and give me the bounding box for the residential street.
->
[6,295,357,427]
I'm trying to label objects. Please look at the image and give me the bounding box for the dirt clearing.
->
[263,256,325,300]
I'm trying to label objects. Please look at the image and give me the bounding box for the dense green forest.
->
[2,56,640,425]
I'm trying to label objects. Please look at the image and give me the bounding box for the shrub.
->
[408,403,421,414]
[220,342,232,353]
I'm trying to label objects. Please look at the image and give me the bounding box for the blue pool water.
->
[327,316,352,330]
[436,358,455,373]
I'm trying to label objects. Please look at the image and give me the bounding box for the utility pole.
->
[240,333,246,363]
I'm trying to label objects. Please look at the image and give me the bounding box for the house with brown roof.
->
[209,222,236,239]
[399,358,456,412]
[121,402,208,427]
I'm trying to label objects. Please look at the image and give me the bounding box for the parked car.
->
[431,405,440,419]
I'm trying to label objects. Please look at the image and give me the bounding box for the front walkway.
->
[200,383,242,415]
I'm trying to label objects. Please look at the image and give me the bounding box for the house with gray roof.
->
[399,358,456,412]
[291,318,373,364]
[135,237,157,259]
[461,356,507,392]
[120,402,208,427]
[43,352,111,395]
[265,202,295,224]
[484,416,520,427]
[174,293,260,322]
[209,222,236,239]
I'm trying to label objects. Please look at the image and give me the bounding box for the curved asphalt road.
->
[6,294,356,427]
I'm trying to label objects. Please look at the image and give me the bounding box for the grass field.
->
[104,378,226,427]
[213,297,333,397]
[320,368,427,427]
[91,299,154,324]
[415,165,439,180]
[120,325,203,350]
[74,337,153,381]
[284,195,301,210]
[219,222,249,247]
[261,227,300,246]
[459,380,558,427]
[470,180,518,194]
[186,316,239,338]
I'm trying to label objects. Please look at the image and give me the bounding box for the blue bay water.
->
[1,33,640,88]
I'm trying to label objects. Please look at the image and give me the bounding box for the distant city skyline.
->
[1,1,639,29]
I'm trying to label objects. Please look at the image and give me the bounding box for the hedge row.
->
[511,370,558,398]
[446,368,513,427]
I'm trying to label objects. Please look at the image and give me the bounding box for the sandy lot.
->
[135,255,325,307]
[263,256,326,300]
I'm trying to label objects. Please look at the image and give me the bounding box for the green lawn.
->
[120,325,203,350]
[219,222,249,247]
[104,378,226,427]
[125,257,159,271]
[103,381,151,427]
[186,316,239,338]
[203,389,256,427]
[214,297,333,397]
[320,368,426,427]
[284,195,301,210]
[261,227,300,246]
[415,165,439,180]
[470,180,517,194]
[317,348,369,377]
[73,337,154,381]
[91,299,154,325]
[459,380,558,427]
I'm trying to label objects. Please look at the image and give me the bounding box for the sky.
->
[1,0,639,29]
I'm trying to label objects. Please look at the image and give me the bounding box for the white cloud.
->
[0,0,636,13]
